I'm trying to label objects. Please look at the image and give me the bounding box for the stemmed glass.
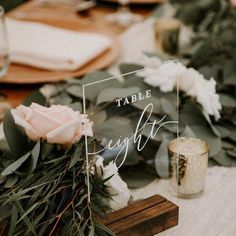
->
[0,6,9,77]
[107,0,142,26]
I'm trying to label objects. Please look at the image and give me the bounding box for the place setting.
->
[0,1,122,84]
[0,0,236,235]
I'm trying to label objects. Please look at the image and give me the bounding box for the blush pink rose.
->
[11,103,93,145]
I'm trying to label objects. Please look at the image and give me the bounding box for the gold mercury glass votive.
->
[154,18,182,55]
[168,137,210,199]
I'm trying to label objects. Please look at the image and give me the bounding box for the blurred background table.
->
[0,0,159,107]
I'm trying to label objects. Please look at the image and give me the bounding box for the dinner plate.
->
[1,16,120,84]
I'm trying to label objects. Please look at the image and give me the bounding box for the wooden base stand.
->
[100,194,179,236]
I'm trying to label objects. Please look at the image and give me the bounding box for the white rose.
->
[138,55,222,120]
[138,61,186,92]
[96,156,130,211]
[180,68,222,120]
[11,103,93,145]
[188,78,222,120]
[178,67,203,92]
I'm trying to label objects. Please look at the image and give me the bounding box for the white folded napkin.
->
[6,18,112,71]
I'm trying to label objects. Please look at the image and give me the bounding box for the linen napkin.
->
[6,18,112,71]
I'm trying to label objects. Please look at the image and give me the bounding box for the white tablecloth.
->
[131,166,236,236]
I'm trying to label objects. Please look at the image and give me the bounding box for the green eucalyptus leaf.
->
[41,142,54,160]
[17,202,39,223]
[4,174,18,188]
[88,224,95,236]
[141,120,173,142]
[8,204,18,236]
[3,111,28,159]
[180,100,220,136]
[51,93,72,106]
[155,137,170,178]
[202,112,220,137]
[68,102,82,112]
[94,117,133,143]
[96,87,140,105]
[90,110,107,125]
[163,122,180,134]
[223,74,236,86]
[198,65,219,81]
[223,60,236,86]
[22,91,46,106]
[131,96,161,114]
[121,164,156,188]
[181,125,196,138]
[180,101,207,126]
[66,84,83,98]
[31,205,48,228]
[226,150,236,158]
[69,146,82,169]
[215,125,230,138]
[81,71,112,85]
[229,129,236,142]
[1,152,31,176]
[81,71,120,102]
[122,74,150,91]
[95,221,116,236]
[222,141,235,150]
[160,98,177,120]
[0,174,7,184]
[0,205,11,222]
[220,94,236,108]
[190,125,221,157]
[212,151,236,167]
[0,139,9,152]
[14,201,37,236]
[119,63,144,76]
[29,142,40,173]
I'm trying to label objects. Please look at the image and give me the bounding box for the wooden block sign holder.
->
[99,194,179,236]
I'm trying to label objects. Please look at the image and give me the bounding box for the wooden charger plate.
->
[1,17,120,84]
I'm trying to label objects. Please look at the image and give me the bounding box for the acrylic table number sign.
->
[82,61,181,235]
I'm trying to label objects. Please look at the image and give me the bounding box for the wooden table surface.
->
[0,0,157,107]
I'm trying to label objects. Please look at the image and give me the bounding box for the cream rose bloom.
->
[138,60,186,92]
[187,77,222,120]
[96,156,130,211]
[137,56,222,120]
[11,103,93,145]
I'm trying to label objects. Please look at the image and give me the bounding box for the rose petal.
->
[29,109,62,138]
[30,103,49,112]
[11,109,40,141]
[46,119,79,144]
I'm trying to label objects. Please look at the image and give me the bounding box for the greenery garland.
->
[0,94,114,236]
